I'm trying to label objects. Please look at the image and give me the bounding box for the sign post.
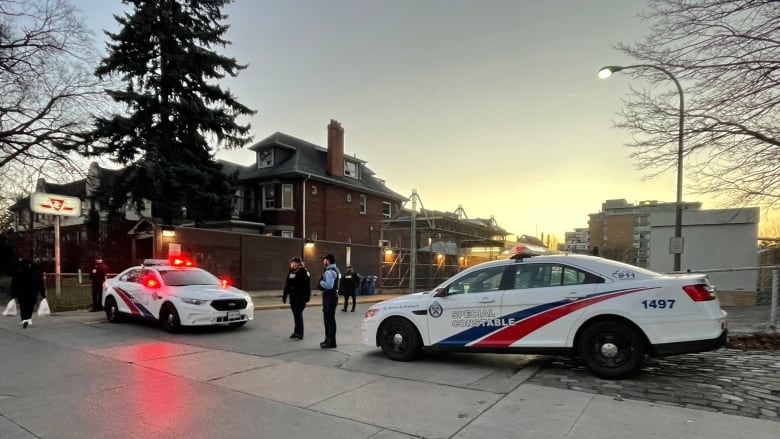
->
[30,192,82,296]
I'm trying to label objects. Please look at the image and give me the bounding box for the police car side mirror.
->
[434,288,449,297]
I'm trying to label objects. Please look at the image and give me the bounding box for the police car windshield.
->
[158,269,220,287]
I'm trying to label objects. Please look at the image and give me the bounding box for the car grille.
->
[211,299,247,311]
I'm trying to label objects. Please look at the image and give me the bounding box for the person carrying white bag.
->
[10,258,47,328]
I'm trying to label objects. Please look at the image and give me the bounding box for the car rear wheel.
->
[160,304,182,333]
[104,296,123,323]
[576,321,645,379]
[378,317,421,361]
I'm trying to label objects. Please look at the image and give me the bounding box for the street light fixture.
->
[598,64,685,272]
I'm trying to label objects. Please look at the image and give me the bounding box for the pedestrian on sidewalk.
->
[11,258,46,328]
[339,265,360,312]
[89,256,109,312]
[282,257,311,340]
[318,254,340,349]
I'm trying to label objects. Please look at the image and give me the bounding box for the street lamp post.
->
[598,64,684,272]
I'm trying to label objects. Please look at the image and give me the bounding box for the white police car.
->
[102,257,254,332]
[362,247,728,379]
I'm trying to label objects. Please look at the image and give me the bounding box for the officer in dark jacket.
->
[89,256,109,312]
[318,254,340,349]
[339,265,360,312]
[282,257,311,340]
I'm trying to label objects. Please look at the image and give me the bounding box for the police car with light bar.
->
[102,257,254,332]
[362,246,728,379]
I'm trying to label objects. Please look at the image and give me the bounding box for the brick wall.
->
[157,227,381,291]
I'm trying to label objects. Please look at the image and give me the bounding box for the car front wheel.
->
[104,296,123,323]
[576,320,645,379]
[160,304,182,333]
[378,317,421,361]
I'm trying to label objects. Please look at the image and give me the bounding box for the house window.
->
[263,185,275,209]
[359,194,367,214]
[344,160,358,179]
[311,232,318,241]
[232,189,242,218]
[281,184,293,209]
[258,149,274,168]
[281,231,293,238]
[382,201,392,219]
[346,193,352,202]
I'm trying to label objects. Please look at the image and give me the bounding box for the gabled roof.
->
[238,132,406,202]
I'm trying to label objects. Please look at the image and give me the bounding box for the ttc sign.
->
[30,192,82,217]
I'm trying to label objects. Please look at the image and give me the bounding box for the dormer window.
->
[258,149,274,168]
[344,160,358,179]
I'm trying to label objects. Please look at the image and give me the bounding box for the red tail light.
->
[220,276,232,288]
[683,284,716,301]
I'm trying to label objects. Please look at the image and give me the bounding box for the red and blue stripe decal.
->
[434,287,657,348]
[112,287,155,318]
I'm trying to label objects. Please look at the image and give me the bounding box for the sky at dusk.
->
[75,0,702,240]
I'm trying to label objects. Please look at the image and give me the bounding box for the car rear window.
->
[158,269,220,286]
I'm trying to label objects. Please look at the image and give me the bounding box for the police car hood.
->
[375,291,430,307]
[174,285,247,299]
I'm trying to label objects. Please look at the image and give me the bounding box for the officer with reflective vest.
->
[318,254,340,349]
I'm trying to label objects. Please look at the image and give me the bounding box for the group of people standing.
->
[282,254,362,349]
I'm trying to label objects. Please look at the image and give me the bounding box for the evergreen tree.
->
[90,0,255,223]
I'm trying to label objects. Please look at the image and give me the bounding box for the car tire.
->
[378,317,421,361]
[104,296,123,323]
[160,304,182,333]
[229,321,247,328]
[576,320,645,379]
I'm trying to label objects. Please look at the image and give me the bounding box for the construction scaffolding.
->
[379,190,508,292]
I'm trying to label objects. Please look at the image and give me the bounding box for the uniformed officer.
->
[339,264,360,312]
[319,254,340,348]
[282,257,311,339]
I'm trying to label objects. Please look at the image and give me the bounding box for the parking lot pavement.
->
[1,298,778,438]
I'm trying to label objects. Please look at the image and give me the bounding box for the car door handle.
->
[479,297,496,303]
[565,293,584,300]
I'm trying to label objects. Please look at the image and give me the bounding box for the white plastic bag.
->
[2,299,17,316]
[37,298,51,316]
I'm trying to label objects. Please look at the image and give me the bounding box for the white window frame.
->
[359,194,367,214]
[382,201,392,219]
[258,149,274,168]
[281,230,293,238]
[281,184,293,209]
[344,160,359,179]
[263,185,275,209]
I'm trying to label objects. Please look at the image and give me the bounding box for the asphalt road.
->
[0,303,778,439]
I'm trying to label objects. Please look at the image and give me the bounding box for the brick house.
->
[230,119,407,245]
[8,120,407,288]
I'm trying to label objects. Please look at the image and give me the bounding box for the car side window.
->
[120,269,141,283]
[511,264,603,289]
[446,266,505,295]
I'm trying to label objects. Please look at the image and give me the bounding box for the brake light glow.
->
[682,284,716,301]
[220,276,232,288]
[142,276,160,289]
[170,257,194,267]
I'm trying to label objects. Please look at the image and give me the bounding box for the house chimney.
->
[327,119,344,177]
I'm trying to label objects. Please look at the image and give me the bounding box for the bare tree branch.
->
[612,0,780,211]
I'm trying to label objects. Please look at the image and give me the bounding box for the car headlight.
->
[244,294,253,306]
[180,297,207,306]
